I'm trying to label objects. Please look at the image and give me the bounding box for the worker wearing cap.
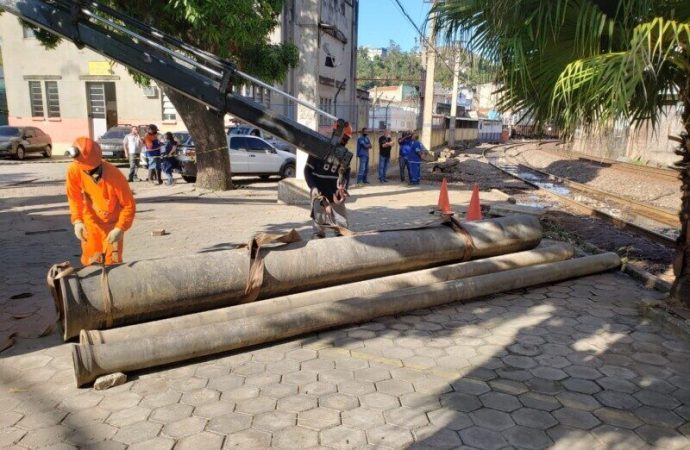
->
[304,122,352,238]
[65,137,136,265]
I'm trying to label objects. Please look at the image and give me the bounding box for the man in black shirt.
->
[304,123,352,238]
[377,129,393,183]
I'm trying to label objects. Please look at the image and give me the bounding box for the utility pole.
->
[448,43,461,147]
[420,1,437,150]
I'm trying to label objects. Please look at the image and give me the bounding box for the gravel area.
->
[422,150,675,281]
[503,143,681,211]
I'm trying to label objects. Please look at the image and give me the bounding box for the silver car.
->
[0,126,52,160]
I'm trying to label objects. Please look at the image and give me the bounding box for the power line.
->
[387,0,459,76]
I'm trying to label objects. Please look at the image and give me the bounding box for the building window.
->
[28,81,61,118]
[319,97,333,127]
[22,26,35,39]
[45,81,61,118]
[161,93,177,121]
[28,81,44,117]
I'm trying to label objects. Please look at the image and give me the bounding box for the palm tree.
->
[433,0,690,305]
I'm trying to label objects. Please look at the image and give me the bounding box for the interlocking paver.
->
[440,392,482,412]
[193,400,235,418]
[503,425,552,449]
[337,380,375,396]
[634,405,685,428]
[511,407,558,429]
[384,406,429,429]
[366,423,414,448]
[276,394,317,413]
[222,428,271,448]
[272,426,319,448]
[298,407,341,429]
[594,390,641,410]
[552,407,601,430]
[161,416,206,439]
[128,436,175,450]
[235,396,276,415]
[112,421,162,445]
[427,408,472,431]
[16,410,68,430]
[320,425,366,449]
[459,426,507,450]
[556,391,601,411]
[342,407,385,430]
[470,407,515,431]
[207,412,251,434]
[302,381,337,396]
[252,410,295,431]
[360,392,400,410]
[150,404,193,423]
[413,426,463,448]
[479,392,521,412]
[260,382,298,399]
[106,406,151,427]
[591,407,642,430]
[319,392,359,411]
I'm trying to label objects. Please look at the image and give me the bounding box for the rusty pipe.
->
[53,215,543,339]
[81,241,574,345]
[71,252,620,386]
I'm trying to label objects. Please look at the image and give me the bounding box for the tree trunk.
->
[670,87,690,306]
[162,87,233,190]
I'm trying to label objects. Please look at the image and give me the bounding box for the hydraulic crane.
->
[0,0,353,168]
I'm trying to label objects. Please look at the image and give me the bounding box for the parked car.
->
[177,132,296,183]
[227,125,296,154]
[97,124,149,160]
[0,126,52,160]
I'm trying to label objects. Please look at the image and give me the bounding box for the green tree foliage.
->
[357,41,494,91]
[18,0,298,190]
[434,0,690,303]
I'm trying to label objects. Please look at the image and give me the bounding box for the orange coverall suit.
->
[66,138,136,266]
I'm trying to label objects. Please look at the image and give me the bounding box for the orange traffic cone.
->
[466,183,482,221]
[437,178,453,215]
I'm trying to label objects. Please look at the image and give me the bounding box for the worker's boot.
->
[156,169,163,185]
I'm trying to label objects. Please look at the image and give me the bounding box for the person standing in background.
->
[398,131,412,183]
[377,129,393,183]
[123,126,142,182]
[408,132,424,185]
[143,124,162,185]
[355,127,372,186]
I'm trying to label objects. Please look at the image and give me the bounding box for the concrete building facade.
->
[0,0,360,150]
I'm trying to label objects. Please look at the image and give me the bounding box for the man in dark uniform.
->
[304,123,353,238]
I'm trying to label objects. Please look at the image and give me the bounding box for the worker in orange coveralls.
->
[65,137,136,266]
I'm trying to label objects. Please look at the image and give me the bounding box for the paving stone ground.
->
[0,161,689,449]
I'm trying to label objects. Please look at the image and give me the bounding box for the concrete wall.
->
[572,104,684,168]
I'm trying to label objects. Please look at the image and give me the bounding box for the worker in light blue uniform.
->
[398,131,412,183]
[407,132,424,185]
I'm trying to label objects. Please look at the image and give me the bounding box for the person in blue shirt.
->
[161,132,178,185]
[355,127,372,185]
[408,132,424,185]
[398,131,413,183]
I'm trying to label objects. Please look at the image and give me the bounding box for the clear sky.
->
[358,0,431,51]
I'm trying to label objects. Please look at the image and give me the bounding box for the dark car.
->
[0,126,52,160]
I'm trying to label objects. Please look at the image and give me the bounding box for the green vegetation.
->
[434,0,690,304]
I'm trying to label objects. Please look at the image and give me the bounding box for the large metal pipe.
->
[53,215,542,339]
[81,242,574,345]
[72,253,620,386]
